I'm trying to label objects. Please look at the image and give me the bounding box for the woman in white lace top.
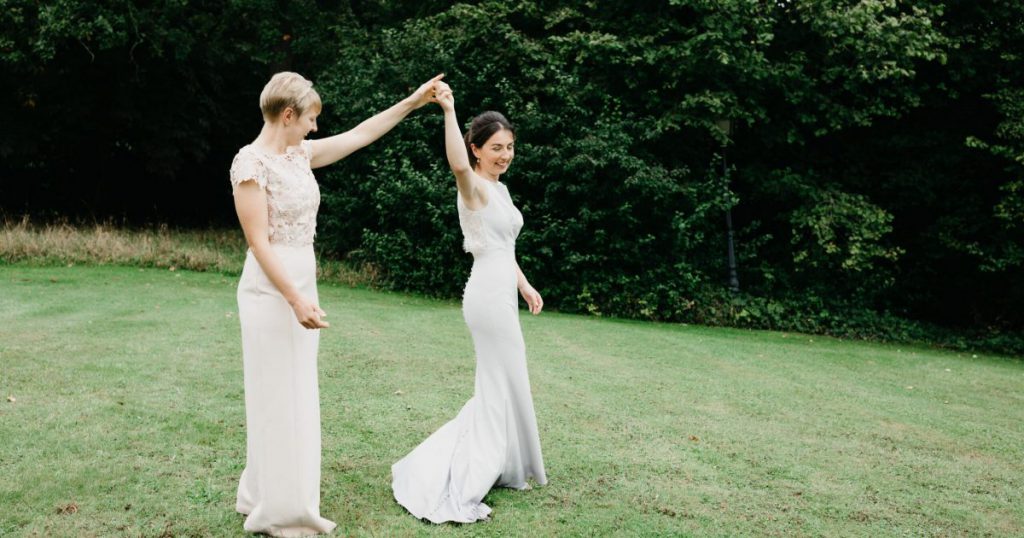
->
[229,71,443,537]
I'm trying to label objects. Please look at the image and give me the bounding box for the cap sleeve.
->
[300,139,314,165]
[229,149,268,192]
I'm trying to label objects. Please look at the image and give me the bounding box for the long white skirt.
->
[235,245,336,537]
[391,248,547,523]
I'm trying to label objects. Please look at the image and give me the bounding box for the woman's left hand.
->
[434,82,454,112]
[410,73,446,109]
[519,284,544,315]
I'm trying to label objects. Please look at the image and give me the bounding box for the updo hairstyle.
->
[464,111,515,168]
[259,72,322,121]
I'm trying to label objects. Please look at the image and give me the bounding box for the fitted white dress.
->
[391,180,548,523]
[229,141,336,537]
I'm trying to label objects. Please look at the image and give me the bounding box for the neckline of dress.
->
[247,143,299,158]
[486,180,515,212]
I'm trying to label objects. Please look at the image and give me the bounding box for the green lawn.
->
[1,264,1021,537]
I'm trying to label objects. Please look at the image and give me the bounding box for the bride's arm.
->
[308,74,444,169]
[515,260,543,315]
[436,83,485,207]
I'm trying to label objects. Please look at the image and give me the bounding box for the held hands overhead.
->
[407,74,456,112]
[263,74,489,332]
[292,73,452,329]
[410,74,447,109]
[433,81,455,111]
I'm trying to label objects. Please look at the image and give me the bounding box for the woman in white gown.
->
[230,71,443,537]
[391,84,548,523]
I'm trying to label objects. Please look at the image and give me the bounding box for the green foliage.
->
[316,2,730,314]
[312,0,955,326]
[0,0,333,218]
[1,0,1022,344]
[965,87,1024,271]
[789,189,903,298]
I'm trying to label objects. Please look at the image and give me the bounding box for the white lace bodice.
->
[457,181,524,256]
[229,140,320,247]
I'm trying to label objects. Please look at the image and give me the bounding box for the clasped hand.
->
[410,74,449,109]
[432,81,454,110]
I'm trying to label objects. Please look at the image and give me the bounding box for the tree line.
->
[1,0,1021,352]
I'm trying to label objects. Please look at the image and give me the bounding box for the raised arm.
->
[308,74,445,169]
[435,83,485,208]
[234,182,329,329]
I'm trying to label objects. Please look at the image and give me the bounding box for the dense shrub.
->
[2,0,1022,353]
[312,3,1022,334]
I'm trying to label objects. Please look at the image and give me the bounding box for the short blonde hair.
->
[259,72,322,120]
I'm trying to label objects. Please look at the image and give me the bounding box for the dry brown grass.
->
[0,216,370,286]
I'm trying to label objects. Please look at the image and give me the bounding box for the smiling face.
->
[281,106,319,146]
[471,128,515,179]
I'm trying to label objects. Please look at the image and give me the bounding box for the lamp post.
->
[715,118,740,294]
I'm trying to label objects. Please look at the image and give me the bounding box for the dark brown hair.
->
[464,111,515,168]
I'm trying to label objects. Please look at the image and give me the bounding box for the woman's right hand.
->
[289,295,330,329]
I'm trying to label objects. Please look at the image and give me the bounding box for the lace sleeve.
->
[229,149,268,192]
[300,139,314,165]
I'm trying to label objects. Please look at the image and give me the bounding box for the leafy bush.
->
[1,0,1021,353]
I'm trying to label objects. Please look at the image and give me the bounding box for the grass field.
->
[1,263,1022,537]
